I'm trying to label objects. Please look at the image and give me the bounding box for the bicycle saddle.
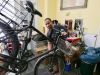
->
[26,1,42,17]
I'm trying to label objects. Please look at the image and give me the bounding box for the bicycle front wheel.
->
[34,53,65,75]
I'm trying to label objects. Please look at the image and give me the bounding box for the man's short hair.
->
[45,18,52,21]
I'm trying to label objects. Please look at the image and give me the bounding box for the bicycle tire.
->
[34,53,65,75]
[0,22,19,63]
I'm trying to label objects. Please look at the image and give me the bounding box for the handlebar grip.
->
[34,9,42,17]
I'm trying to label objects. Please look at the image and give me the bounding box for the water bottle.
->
[65,60,71,72]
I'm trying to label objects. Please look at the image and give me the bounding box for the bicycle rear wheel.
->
[34,53,65,75]
[0,22,19,65]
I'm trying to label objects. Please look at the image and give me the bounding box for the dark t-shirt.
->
[47,29,57,42]
[54,24,67,32]
[47,25,67,42]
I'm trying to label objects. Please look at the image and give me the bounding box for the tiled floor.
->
[6,61,100,75]
[24,63,100,75]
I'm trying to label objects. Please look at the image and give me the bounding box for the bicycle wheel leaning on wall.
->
[0,21,19,74]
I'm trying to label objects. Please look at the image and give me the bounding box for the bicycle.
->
[34,32,66,75]
[0,0,53,75]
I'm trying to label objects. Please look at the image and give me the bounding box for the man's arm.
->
[47,42,53,50]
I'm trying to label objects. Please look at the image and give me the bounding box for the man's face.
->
[45,19,52,29]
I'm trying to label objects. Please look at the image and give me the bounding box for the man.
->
[44,18,55,50]
[44,18,67,50]
[44,18,67,74]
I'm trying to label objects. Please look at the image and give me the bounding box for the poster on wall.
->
[60,0,88,10]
